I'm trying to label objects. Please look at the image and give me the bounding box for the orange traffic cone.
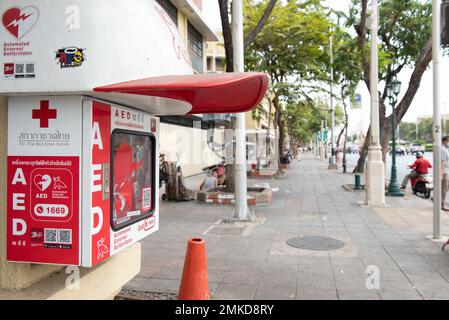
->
[178,237,209,300]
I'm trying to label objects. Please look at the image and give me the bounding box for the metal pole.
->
[324,119,328,159]
[433,0,442,239]
[365,0,385,206]
[320,120,325,161]
[330,32,335,166]
[343,98,348,173]
[327,0,336,169]
[386,99,404,197]
[231,0,250,221]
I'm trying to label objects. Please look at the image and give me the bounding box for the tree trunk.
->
[266,92,274,164]
[218,0,234,72]
[244,0,278,48]
[354,126,370,173]
[336,127,345,149]
[278,121,285,159]
[343,114,348,170]
[220,0,278,69]
[272,94,285,163]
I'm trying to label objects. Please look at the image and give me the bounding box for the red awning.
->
[93,72,269,114]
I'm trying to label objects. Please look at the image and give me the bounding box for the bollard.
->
[354,173,362,190]
[178,238,209,300]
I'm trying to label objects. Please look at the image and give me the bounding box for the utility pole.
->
[365,0,385,206]
[432,0,442,239]
[320,120,325,161]
[324,119,328,159]
[328,30,337,170]
[232,0,251,221]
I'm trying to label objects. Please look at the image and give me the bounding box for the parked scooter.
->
[410,172,433,199]
[280,151,293,164]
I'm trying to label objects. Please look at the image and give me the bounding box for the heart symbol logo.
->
[2,6,39,40]
[34,174,51,192]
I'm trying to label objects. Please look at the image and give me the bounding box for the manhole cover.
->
[115,289,177,300]
[207,225,246,235]
[286,236,345,251]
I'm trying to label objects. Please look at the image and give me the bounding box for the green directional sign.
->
[317,129,328,143]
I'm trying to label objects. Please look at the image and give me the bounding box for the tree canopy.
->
[245,0,330,85]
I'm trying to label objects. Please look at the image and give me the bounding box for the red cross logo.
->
[32,100,57,128]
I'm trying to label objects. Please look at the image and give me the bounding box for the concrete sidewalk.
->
[124,153,449,300]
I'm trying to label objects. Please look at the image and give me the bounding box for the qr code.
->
[15,63,24,74]
[44,228,57,243]
[142,187,151,210]
[58,229,72,244]
[26,63,34,74]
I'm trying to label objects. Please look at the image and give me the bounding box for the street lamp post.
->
[365,0,385,206]
[386,76,404,197]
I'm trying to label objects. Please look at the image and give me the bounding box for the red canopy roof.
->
[93,72,268,114]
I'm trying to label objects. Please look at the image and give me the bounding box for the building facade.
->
[206,32,227,73]
[156,0,227,177]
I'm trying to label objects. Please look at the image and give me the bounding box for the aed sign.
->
[7,96,159,266]
[7,96,82,265]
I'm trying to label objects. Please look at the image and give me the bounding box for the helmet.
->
[416,151,424,158]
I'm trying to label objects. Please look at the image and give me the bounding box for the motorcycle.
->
[280,151,293,164]
[410,171,433,199]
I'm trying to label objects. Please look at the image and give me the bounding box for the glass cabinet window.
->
[111,130,155,230]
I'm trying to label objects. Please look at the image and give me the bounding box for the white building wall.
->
[159,123,225,177]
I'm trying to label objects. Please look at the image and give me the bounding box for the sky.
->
[202,0,448,136]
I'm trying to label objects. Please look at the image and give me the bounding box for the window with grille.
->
[188,21,203,72]
[188,22,203,57]
[155,0,178,26]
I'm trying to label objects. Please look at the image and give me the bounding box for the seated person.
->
[401,152,432,189]
[216,165,226,186]
[200,170,218,191]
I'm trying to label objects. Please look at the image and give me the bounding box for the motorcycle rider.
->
[400,152,432,190]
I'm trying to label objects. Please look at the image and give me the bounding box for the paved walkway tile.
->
[213,283,258,300]
[337,290,380,300]
[123,153,449,300]
[255,285,296,300]
[296,289,338,300]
